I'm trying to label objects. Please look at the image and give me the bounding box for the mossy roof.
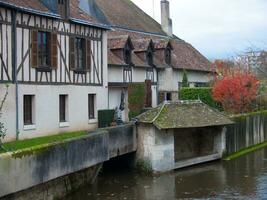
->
[137,101,233,130]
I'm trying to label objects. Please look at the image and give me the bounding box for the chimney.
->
[161,0,173,36]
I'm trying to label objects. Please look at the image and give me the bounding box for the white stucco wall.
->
[158,68,178,92]
[132,68,147,82]
[158,68,212,92]
[108,67,123,83]
[0,84,16,141]
[8,84,107,141]
[108,88,129,122]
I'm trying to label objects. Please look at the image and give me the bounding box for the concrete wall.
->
[0,131,109,198]
[0,124,136,198]
[226,114,267,154]
[136,124,175,172]
[137,123,226,172]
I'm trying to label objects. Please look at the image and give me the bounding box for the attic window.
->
[124,49,132,65]
[58,0,69,19]
[147,51,153,66]
[165,48,172,65]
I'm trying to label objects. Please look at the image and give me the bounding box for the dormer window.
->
[165,47,172,65]
[58,0,69,19]
[147,51,153,66]
[123,38,134,65]
[124,49,132,65]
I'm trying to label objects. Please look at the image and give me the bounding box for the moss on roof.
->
[138,101,233,129]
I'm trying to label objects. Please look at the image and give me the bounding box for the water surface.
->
[66,148,267,200]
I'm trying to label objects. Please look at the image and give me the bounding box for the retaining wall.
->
[226,113,267,154]
[0,123,136,198]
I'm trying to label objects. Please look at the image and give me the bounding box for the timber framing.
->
[0,6,106,86]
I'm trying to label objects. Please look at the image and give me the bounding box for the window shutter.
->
[31,30,38,68]
[50,33,58,69]
[69,37,75,70]
[86,39,91,71]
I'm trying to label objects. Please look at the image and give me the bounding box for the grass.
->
[0,130,88,154]
[224,140,267,161]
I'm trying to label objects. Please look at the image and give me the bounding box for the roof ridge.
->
[151,102,167,123]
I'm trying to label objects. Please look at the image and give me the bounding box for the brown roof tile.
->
[0,0,107,27]
[108,30,211,71]
[0,0,50,13]
[170,40,211,72]
[95,0,166,35]
[108,35,129,50]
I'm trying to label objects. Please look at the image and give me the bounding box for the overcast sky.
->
[132,0,267,60]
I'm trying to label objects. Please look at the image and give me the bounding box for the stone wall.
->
[226,113,267,154]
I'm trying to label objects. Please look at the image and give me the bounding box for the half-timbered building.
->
[94,0,212,120]
[0,0,109,141]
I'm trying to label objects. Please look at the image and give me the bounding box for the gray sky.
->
[132,0,267,59]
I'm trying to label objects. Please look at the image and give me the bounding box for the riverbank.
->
[224,140,267,161]
[0,131,88,154]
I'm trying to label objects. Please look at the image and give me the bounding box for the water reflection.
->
[66,148,267,200]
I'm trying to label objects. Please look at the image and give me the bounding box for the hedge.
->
[128,83,146,119]
[98,109,115,128]
[179,87,221,110]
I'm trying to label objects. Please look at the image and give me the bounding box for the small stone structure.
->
[136,100,233,172]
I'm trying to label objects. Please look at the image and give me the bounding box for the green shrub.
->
[98,109,115,128]
[128,83,146,119]
[179,87,221,110]
[181,69,189,87]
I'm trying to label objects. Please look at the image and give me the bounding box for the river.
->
[66,148,267,200]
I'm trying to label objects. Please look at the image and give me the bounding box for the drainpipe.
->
[11,10,19,140]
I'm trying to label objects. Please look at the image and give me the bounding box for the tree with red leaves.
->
[212,67,259,114]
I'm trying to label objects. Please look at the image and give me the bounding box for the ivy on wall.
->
[98,109,115,128]
[128,83,146,119]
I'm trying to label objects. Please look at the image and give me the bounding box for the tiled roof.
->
[170,40,211,72]
[137,101,233,129]
[0,0,50,13]
[108,50,125,66]
[108,35,129,50]
[0,0,109,28]
[108,30,211,72]
[95,0,167,35]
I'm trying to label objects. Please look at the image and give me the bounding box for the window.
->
[38,32,50,67]
[165,48,172,65]
[59,95,68,122]
[70,37,90,72]
[31,30,57,70]
[88,94,96,119]
[147,51,153,66]
[75,38,86,70]
[24,95,34,125]
[124,49,132,65]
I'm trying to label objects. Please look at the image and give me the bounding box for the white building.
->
[0,0,109,142]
